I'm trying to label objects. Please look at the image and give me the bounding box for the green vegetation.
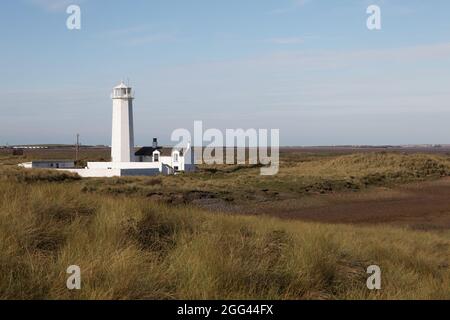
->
[81,152,450,205]
[0,151,449,299]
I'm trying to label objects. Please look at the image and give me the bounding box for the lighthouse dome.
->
[112,82,133,99]
[114,81,129,89]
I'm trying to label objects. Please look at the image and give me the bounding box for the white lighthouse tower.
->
[27,80,196,177]
[111,82,135,163]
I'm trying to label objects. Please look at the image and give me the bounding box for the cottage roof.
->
[134,147,184,157]
[134,147,160,156]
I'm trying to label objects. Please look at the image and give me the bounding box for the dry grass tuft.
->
[0,167,81,183]
[0,152,449,299]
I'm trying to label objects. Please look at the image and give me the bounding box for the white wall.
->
[137,155,153,162]
[87,162,162,170]
[59,167,160,178]
[19,161,75,169]
[137,147,196,173]
[60,168,122,178]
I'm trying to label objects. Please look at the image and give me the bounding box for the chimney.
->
[153,138,158,148]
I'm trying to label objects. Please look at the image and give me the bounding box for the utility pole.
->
[75,133,80,162]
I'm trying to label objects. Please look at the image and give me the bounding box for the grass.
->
[78,152,450,207]
[1,150,449,299]
[0,166,449,299]
[0,167,81,183]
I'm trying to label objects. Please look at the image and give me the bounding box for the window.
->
[173,152,179,162]
[114,88,127,97]
[153,153,159,162]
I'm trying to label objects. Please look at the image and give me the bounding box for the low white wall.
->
[120,168,160,176]
[59,167,161,178]
[19,161,75,169]
[59,168,122,178]
[87,162,162,170]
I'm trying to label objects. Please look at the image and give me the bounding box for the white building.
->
[135,138,196,174]
[19,160,75,169]
[19,82,195,178]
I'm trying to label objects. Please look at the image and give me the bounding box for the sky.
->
[1,0,450,146]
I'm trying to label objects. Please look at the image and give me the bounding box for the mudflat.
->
[249,178,450,230]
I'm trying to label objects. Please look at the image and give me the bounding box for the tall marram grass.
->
[0,176,449,299]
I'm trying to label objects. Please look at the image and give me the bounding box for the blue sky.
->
[1,0,450,146]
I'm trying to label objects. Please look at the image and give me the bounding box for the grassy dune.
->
[79,152,450,206]
[0,162,449,299]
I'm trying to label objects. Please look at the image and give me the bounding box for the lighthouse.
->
[111,82,135,162]
[20,80,196,177]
